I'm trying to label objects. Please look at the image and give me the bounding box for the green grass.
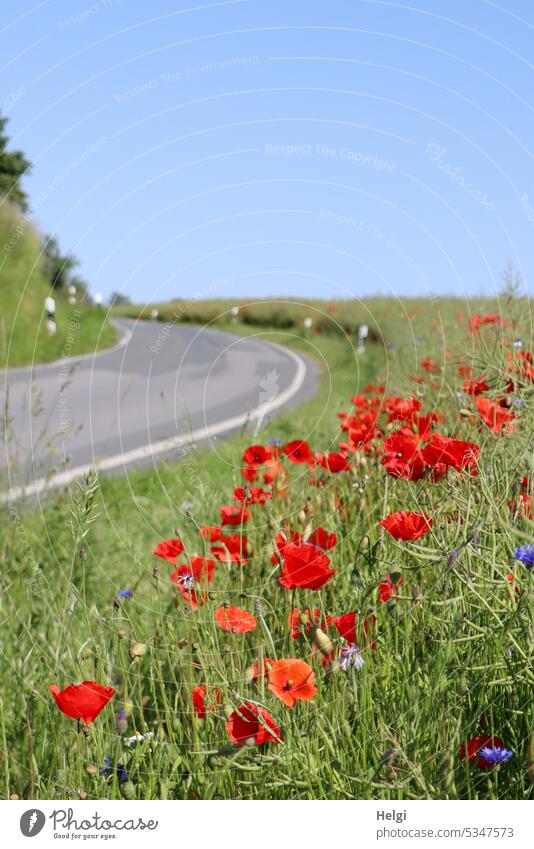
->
[0,201,116,367]
[1,297,533,801]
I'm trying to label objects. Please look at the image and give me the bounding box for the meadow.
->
[1,292,533,801]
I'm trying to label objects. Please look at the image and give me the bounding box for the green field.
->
[0,202,116,367]
[1,294,533,801]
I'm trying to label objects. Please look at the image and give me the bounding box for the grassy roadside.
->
[1,300,532,801]
[0,201,116,367]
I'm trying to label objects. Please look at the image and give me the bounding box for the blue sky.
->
[2,0,533,303]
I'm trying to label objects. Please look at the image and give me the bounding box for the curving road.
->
[1,319,318,500]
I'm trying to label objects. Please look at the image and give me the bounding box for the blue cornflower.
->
[512,397,526,408]
[513,337,523,348]
[268,437,282,445]
[117,588,133,598]
[478,746,514,766]
[386,342,396,350]
[415,335,424,343]
[118,708,127,721]
[513,545,534,570]
[100,757,128,782]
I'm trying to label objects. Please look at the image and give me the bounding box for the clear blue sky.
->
[2,0,533,303]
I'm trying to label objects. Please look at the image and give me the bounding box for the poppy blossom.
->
[278,542,336,590]
[242,444,272,466]
[308,527,337,551]
[460,735,505,769]
[220,505,252,526]
[211,532,248,565]
[171,556,215,608]
[475,397,515,433]
[226,702,281,746]
[377,574,403,603]
[333,610,376,646]
[233,486,271,505]
[192,685,223,718]
[422,433,479,474]
[288,607,332,640]
[153,538,184,563]
[199,525,222,542]
[49,681,114,725]
[215,605,257,633]
[268,658,317,708]
[321,452,351,473]
[246,657,273,682]
[380,511,432,541]
[283,439,313,464]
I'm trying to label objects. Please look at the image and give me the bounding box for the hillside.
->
[0,201,115,367]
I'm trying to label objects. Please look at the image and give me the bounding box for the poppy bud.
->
[10,794,19,800]
[118,628,126,638]
[129,642,147,660]
[297,509,307,524]
[178,637,188,648]
[314,627,333,657]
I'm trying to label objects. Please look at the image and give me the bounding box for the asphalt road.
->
[1,319,318,500]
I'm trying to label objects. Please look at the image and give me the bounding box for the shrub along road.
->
[1,319,318,499]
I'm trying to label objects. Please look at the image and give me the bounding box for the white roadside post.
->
[150,309,159,320]
[357,323,368,354]
[230,305,239,323]
[303,316,313,334]
[94,293,103,306]
[45,296,56,335]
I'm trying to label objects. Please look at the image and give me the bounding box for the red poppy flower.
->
[220,505,252,526]
[386,396,422,423]
[333,610,376,645]
[468,314,503,335]
[278,542,336,590]
[307,527,337,551]
[215,605,257,633]
[247,657,273,681]
[153,538,184,563]
[382,430,424,480]
[377,574,403,603]
[460,735,505,769]
[226,702,281,746]
[192,685,223,718]
[199,525,222,542]
[49,681,114,725]
[171,556,215,608]
[322,451,351,473]
[242,444,272,466]
[210,532,248,565]
[288,607,332,640]
[475,397,515,433]
[283,439,313,464]
[380,511,432,541]
[462,376,489,396]
[233,486,271,505]
[421,357,439,373]
[422,433,479,474]
[268,658,317,708]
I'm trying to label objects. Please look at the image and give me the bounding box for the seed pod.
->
[129,642,147,660]
[86,764,98,776]
[314,627,333,657]
[297,509,307,524]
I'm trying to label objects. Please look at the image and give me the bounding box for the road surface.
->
[1,319,318,500]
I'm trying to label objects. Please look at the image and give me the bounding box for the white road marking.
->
[2,342,307,502]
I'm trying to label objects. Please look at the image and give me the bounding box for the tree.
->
[0,114,31,211]
[41,236,78,289]
[108,290,132,306]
